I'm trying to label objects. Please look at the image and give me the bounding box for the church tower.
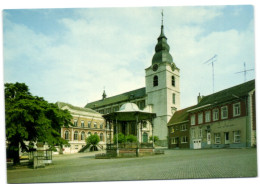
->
[145,13,180,146]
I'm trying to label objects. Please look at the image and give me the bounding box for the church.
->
[85,17,180,146]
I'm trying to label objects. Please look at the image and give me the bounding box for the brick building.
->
[168,80,256,149]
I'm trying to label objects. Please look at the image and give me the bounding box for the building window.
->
[88,132,91,137]
[171,137,177,144]
[100,123,103,129]
[74,131,78,141]
[94,132,98,135]
[88,121,91,128]
[221,106,228,119]
[142,121,147,128]
[233,103,241,117]
[113,106,119,112]
[172,76,175,86]
[172,93,175,104]
[106,108,111,114]
[205,111,211,122]
[153,75,158,87]
[65,131,69,140]
[191,129,195,138]
[213,108,219,121]
[180,124,187,131]
[191,114,196,125]
[198,113,203,124]
[181,136,188,143]
[94,122,97,128]
[74,119,78,127]
[234,131,241,143]
[100,133,104,141]
[199,128,203,138]
[214,133,221,144]
[81,120,85,127]
[81,131,85,140]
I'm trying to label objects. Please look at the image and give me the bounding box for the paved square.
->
[7,148,257,183]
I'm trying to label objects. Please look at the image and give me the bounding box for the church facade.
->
[85,21,180,146]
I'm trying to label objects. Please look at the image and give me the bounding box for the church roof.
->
[85,87,146,109]
[193,79,255,110]
[56,101,100,114]
[167,106,196,126]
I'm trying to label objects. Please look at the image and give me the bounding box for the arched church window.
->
[172,76,175,86]
[153,75,158,87]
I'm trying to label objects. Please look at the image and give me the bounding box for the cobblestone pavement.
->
[7,148,257,183]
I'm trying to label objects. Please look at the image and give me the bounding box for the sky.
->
[2,5,256,110]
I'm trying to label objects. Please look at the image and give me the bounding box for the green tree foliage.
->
[125,134,137,143]
[113,133,137,144]
[149,135,159,143]
[113,133,126,144]
[5,82,72,165]
[86,134,100,147]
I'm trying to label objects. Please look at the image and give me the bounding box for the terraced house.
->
[57,102,113,154]
[168,80,256,149]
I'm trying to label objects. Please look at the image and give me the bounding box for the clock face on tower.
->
[152,64,158,71]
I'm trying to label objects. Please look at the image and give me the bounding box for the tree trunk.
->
[12,141,20,165]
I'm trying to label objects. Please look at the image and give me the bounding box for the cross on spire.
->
[161,10,164,26]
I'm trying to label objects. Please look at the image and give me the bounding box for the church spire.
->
[151,10,173,65]
[159,10,166,38]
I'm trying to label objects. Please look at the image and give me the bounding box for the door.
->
[225,132,230,144]
[142,132,148,143]
[193,139,201,149]
[207,132,211,144]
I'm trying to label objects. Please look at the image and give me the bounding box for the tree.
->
[5,82,72,165]
[86,134,100,151]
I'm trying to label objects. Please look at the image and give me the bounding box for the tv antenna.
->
[203,54,217,93]
[235,62,254,82]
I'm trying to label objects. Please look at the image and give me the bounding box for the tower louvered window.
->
[153,75,158,87]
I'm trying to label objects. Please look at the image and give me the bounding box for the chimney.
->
[197,93,203,103]
[102,90,107,100]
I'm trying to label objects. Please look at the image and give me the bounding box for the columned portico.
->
[103,103,156,157]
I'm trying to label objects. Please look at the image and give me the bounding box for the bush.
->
[126,134,137,143]
[113,133,126,144]
[149,136,159,143]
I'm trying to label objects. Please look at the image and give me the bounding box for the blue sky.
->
[3,5,256,109]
